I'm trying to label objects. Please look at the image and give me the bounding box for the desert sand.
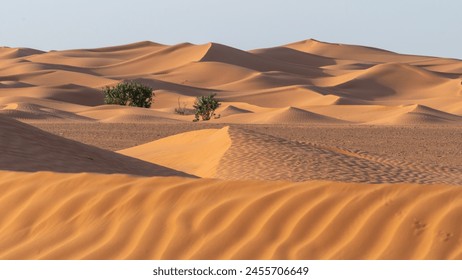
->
[0,39,462,259]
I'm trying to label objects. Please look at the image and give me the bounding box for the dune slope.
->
[371,105,462,125]
[119,127,232,177]
[2,39,462,125]
[0,115,192,177]
[120,127,462,185]
[0,171,461,260]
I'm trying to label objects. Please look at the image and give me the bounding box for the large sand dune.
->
[0,171,461,260]
[1,38,461,124]
[1,39,462,260]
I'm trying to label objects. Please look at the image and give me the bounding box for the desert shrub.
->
[193,93,221,121]
[102,81,154,108]
[174,96,188,115]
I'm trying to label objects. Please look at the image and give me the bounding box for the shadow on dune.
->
[0,116,196,177]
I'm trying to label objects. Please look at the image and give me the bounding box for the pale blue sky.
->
[1,0,461,58]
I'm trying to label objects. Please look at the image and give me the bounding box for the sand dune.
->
[218,86,339,108]
[218,105,254,117]
[214,72,312,92]
[93,43,210,76]
[0,115,191,176]
[119,127,231,178]
[2,39,462,124]
[0,85,103,106]
[371,104,462,125]
[285,39,431,63]
[0,102,92,122]
[199,43,324,77]
[261,107,345,123]
[0,171,461,260]
[218,107,347,124]
[0,81,33,88]
[1,39,462,260]
[28,41,166,67]
[251,46,337,68]
[120,127,462,185]
[77,105,183,123]
[0,96,89,112]
[154,61,258,88]
[0,47,44,59]
[82,41,166,53]
[320,63,456,102]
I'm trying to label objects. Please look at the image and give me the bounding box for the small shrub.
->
[174,96,188,115]
[193,93,221,121]
[102,81,154,108]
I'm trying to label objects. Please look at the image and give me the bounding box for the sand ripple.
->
[0,171,461,259]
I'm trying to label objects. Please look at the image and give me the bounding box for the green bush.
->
[102,81,154,108]
[193,94,221,121]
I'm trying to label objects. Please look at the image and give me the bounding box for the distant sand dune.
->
[0,96,89,112]
[93,43,210,76]
[251,46,337,68]
[2,39,462,124]
[217,106,347,124]
[218,105,253,117]
[0,85,103,106]
[250,106,346,124]
[27,42,164,68]
[0,81,32,88]
[370,104,462,125]
[77,105,183,123]
[0,102,92,122]
[285,39,431,63]
[323,63,456,101]
[159,61,257,87]
[217,86,339,108]
[0,47,44,59]
[198,43,324,77]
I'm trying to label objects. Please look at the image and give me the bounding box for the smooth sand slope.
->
[1,39,462,124]
[0,171,461,260]
[120,127,232,178]
[120,127,462,185]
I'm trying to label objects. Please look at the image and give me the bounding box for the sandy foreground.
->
[1,171,461,260]
[0,39,462,259]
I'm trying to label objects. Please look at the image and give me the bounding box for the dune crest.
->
[218,105,253,117]
[1,39,462,124]
[370,104,462,124]
[285,39,429,63]
[119,127,462,185]
[119,127,231,178]
[0,115,192,177]
[0,47,44,59]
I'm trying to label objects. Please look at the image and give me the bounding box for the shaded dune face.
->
[370,105,462,125]
[119,127,462,185]
[1,39,461,124]
[0,116,194,177]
